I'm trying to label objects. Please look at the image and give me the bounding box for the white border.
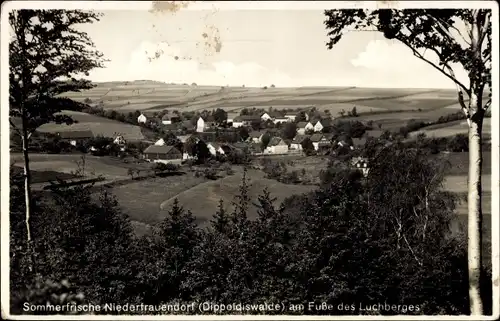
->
[0,1,498,320]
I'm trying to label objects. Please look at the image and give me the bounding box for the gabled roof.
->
[207,142,222,149]
[291,135,307,144]
[177,134,193,143]
[296,121,309,128]
[323,133,334,141]
[161,114,171,120]
[181,120,194,128]
[268,137,286,146]
[309,133,325,142]
[143,145,181,155]
[58,130,94,139]
[249,130,266,138]
[234,115,261,122]
[268,111,285,118]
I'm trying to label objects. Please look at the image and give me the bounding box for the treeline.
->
[10,144,492,316]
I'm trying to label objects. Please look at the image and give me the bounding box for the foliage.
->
[9,10,105,136]
[282,122,298,140]
[213,108,228,124]
[301,137,315,156]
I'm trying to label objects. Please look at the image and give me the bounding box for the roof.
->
[177,134,193,143]
[226,112,240,119]
[234,115,261,122]
[268,137,286,146]
[352,137,367,146]
[181,120,194,128]
[323,133,334,141]
[268,111,285,118]
[57,130,94,139]
[143,145,181,155]
[163,124,178,131]
[309,133,324,142]
[161,114,171,120]
[249,130,266,138]
[366,130,384,138]
[208,142,221,149]
[296,121,309,128]
[291,135,307,144]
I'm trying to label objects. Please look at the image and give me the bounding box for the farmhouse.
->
[57,130,94,146]
[154,138,166,146]
[226,112,240,124]
[273,115,289,124]
[261,112,272,122]
[352,137,367,149]
[161,114,173,125]
[310,133,330,151]
[180,120,195,131]
[284,113,297,122]
[207,142,225,156]
[296,122,314,135]
[232,115,261,128]
[265,137,288,154]
[113,135,126,146]
[312,119,332,132]
[290,135,307,150]
[177,134,195,143]
[351,156,370,177]
[137,113,147,124]
[143,145,182,164]
[196,117,205,133]
[248,130,268,143]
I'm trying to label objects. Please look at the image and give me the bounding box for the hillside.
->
[35,110,146,141]
[60,81,473,116]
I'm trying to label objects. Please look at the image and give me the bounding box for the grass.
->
[159,169,316,228]
[411,118,492,139]
[36,110,145,141]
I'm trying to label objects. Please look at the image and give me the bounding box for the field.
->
[35,110,146,141]
[61,81,489,118]
[410,118,492,139]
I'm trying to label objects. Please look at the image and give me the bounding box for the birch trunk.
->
[467,94,484,315]
[21,119,33,272]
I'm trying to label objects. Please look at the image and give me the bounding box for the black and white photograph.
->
[1,0,498,318]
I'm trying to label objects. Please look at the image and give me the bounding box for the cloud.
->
[350,40,469,89]
[92,40,294,87]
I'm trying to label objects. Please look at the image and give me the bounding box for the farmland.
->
[60,81,478,116]
[35,110,146,141]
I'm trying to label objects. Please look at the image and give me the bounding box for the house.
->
[207,142,225,156]
[180,120,195,131]
[154,138,165,146]
[143,145,182,164]
[248,130,268,143]
[232,115,261,128]
[226,112,240,124]
[351,157,370,177]
[137,113,147,124]
[284,113,297,122]
[310,133,330,151]
[296,121,314,135]
[352,137,367,149]
[177,134,194,144]
[290,135,307,150]
[196,117,205,133]
[161,114,172,125]
[113,135,126,146]
[57,130,94,146]
[313,120,325,132]
[336,134,353,149]
[273,115,289,124]
[264,137,289,154]
[261,112,272,122]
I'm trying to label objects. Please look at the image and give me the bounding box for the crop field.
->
[35,110,146,141]
[58,81,470,117]
[410,118,492,139]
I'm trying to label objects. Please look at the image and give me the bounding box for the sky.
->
[79,7,470,89]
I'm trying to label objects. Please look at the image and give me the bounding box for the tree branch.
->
[9,119,22,138]
[427,14,471,47]
[399,37,470,96]
[403,232,423,266]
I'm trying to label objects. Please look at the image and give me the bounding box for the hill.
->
[60,81,480,116]
[35,110,146,141]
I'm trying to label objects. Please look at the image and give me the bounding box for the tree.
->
[338,109,346,117]
[325,9,492,315]
[194,140,211,164]
[351,106,358,117]
[282,122,298,140]
[324,9,492,313]
[296,111,307,122]
[9,10,105,265]
[238,126,250,141]
[213,108,228,125]
[260,133,272,151]
[211,199,230,235]
[301,137,315,156]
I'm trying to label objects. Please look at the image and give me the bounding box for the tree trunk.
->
[21,125,33,273]
[467,103,484,315]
